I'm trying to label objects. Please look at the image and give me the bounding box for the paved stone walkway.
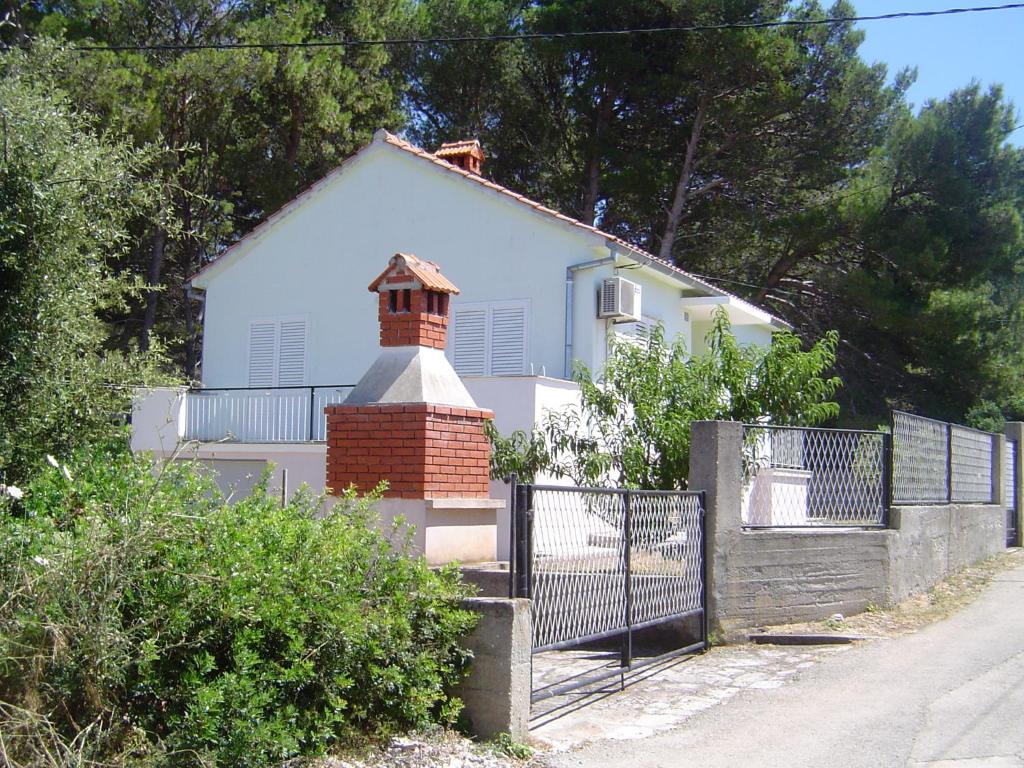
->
[530,642,852,752]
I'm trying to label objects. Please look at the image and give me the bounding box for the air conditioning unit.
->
[598,276,642,322]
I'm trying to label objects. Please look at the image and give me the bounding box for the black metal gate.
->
[510,481,707,701]
[1007,440,1019,547]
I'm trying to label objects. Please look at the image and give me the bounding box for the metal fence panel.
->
[742,425,886,527]
[184,385,353,442]
[892,411,949,504]
[950,426,994,503]
[528,488,627,650]
[1007,441,1018,513]
[629,493,705,626]
[524,486,704,652]
[1005,440,1018,547]
[311,386,355,440]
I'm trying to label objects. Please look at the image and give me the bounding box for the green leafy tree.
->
[494,308,840,489]
[825,84,1024,423]
[23,1,413,374]
[0,57,168,486]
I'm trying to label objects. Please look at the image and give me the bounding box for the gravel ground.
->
[307,730,531,768]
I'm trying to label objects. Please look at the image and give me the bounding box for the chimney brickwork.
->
[326,253,493,500]
[376,287,449,349]
[326,403,491,499]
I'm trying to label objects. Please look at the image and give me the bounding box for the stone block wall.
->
[325,403,492,499]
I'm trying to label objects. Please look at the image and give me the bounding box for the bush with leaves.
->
[0,444,477,767]
[490,308,841,489]
[0,52,171,488]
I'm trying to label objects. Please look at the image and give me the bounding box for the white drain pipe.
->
[564,253,616,378]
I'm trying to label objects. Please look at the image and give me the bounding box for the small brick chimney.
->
[367,253,458,350]
[435,139,485,175]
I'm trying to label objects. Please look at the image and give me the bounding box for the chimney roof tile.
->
[367,252,461,294]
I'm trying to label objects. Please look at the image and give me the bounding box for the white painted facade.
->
[190,132,782,397]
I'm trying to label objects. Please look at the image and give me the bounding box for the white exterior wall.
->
[692,318,774,355]
[130,387,187,453]
[195,142,760,390]
[199,144,605,388]
[570,261,695,374]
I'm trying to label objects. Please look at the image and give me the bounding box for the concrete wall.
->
[455,598,531,740]
[130,386,187,453]
[691,421,1013,637]
[888,503,1006,603]
[466,376,582,560]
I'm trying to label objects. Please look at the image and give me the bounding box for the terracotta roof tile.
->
[435,139,485,160]
[368,252,461,294]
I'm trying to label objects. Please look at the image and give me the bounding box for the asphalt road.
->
[544,561,1024,768]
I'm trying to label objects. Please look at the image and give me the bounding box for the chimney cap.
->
[367,252,461,295]
[435,139,485,162]
[435,139,485,174]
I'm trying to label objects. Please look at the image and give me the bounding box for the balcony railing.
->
[184,385,355,443]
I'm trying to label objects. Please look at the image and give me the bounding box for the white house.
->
[131,130,786,543]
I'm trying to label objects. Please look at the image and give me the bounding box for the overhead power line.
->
[58,3,1024,53]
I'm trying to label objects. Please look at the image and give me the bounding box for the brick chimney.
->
[367,252,458,350]
[435,139,485,175]
[325,254,493,501]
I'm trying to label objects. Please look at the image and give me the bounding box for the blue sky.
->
[853,1,1023,144]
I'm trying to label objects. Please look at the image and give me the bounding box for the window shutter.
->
[490,305,528,376]
[277,320,307,386]
[248,318,307,387]
[248,322,277,387]
[452,307,488,376]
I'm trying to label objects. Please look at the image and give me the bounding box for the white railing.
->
[184,385,354,443]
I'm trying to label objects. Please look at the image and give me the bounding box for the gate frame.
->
[510,478,708,701]
[1007,439,1019,548]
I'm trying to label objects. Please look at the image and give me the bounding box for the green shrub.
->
[0,444,477,767]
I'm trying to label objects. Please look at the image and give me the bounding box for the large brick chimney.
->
[325,253,493,501]
[435,139,485,175]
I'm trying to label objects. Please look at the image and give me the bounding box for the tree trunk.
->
[286,97,303,169]
[140,226,166,351]
[755,237,802,303]
[578,85,617,225]
[183,285,199,381]
[657,98,708,262]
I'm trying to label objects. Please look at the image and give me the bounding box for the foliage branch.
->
[490,308,841,489]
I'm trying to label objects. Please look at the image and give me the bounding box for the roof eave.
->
[606,241,792,331]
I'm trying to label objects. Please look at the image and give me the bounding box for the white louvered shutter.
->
[248,322,277,387]
[277,320,307,386]
[452,307,488,376]
[490,304,528,375]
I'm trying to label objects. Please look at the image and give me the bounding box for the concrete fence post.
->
[1006,422,1024,548]
[991,433,1006,508]
[688,421,744,636]
[454,597,531,741]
